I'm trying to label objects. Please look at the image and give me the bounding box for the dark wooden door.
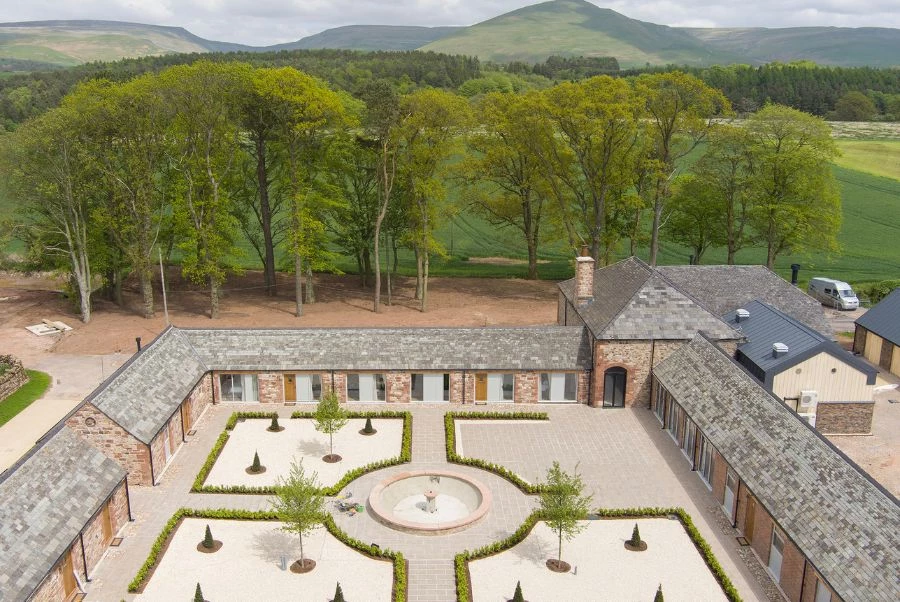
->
[880,341,893,370]
[745,496,756,543]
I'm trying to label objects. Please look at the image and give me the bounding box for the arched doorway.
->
[603,367,626,407]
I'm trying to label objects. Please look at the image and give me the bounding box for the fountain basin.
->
[368,470,492,534]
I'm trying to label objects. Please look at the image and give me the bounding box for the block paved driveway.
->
[85,403,775,602]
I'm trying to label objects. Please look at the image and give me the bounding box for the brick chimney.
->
[575,245,595,306]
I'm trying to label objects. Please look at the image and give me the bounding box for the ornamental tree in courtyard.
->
[271,460,325,570]
[314,391,349,461]
[539,461,593,570]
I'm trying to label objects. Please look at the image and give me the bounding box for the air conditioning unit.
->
[799,413,816,428]
[799,390,818,409]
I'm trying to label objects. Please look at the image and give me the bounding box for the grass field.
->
[0,370,51,427]
[834,140,900,181]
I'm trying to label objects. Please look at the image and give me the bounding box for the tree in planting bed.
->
[272,460,325,573]
[539,461,592,572]
[314,391,348,462]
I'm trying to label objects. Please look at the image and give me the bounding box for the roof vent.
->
[735,309,750,323]
[772,342,789,358]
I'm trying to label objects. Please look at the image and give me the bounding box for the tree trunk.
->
[305,264,315,304]
[392,236,399,274]
[362,249,371,288]
[414,248,423,300]
[422,251,429,313]
[385,234,392,306]
[649,187,663,267]
[294,254,303,317]
[140,269,155,318]
[112,270,123,307]
[299,533,305,563]
[210,276,219,319]
[558,529,563,563]
[256,136,276,296]
[357,251,365,288]
[373,138,394,314]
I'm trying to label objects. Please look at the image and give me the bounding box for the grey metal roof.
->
[181,326,593,371]
[657,265,832,335]
[559,257,738,340]
[654,335,900,602]
[89,327,208,445]
[723,300,876,386]
[0,427,125,602]
[856,287,900,346]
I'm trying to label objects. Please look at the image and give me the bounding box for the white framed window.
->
[411,373,449,402]
[814,579,832,602]
[219,374,258,402]
[682,418,697,463]
[654,386,666,423]
[540,373,578,402]
[698,436,714,487]
[723,468,737,521]
[347,373,386,402]
[297,374,322,402]
[487,373,514,402]
[768,527,784,582]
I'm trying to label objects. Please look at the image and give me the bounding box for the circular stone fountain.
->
[368,470,492,534]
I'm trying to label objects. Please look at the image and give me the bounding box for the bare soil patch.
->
[0,269,558,360]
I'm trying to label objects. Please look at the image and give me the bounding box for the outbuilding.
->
[853,287,900,378]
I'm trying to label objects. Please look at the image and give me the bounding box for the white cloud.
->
[0,0,897,46]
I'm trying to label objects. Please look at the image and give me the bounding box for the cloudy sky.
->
[3,0,898,46]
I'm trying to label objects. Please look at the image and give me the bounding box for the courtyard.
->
[81,402,776,602]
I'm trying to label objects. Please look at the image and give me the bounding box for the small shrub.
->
[269,415,280,430]
[363,417,375,434]
[252,451,261,471]
[333,581,346,602]
[194,583,204,602]
[630,523,641,546]
[203,525,214,549]
[512,580,524,602]
[654,584,664,602]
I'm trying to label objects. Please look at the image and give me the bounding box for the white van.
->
[808,277,859,310]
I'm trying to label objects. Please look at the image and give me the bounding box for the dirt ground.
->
[0,269,559,362]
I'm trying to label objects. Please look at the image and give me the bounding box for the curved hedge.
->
[192,411,412,495]
[128,507,406,601]
[445,411,548,494]
[454,507,741,602]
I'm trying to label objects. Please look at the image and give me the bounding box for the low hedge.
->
[129,507,406,601]
[192,411,412,495]
[453,507,741,602]
[445,411,548,494]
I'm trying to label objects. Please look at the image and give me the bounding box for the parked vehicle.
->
[808,277,859,310]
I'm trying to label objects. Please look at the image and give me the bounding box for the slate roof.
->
[654,335,900,602]
[559,257,738,340]
[856,287,900,346]
[723,300,876,387]
[657,264,832,335]
[88,327,208,445]
[181,326,593,371]
[0,427,125,602]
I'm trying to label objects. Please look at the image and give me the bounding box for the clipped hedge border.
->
[192,411,412,495]
[454,507,741,602]
[445,411,548,494]
[128,507,406,601]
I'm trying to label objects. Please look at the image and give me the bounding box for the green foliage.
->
[194,582,204,602]
[512,580,524,602]
[0,370,50,426]
[269,414,280,431]
[333,581,346,602]
[540,461,592,563]
[854,280,900,304]
[833,91,878,121]
[654,584,664,602]
[251,451,262,472]
[445,412,549,494]
[202,524,214,549]
[192,431,230,491]
[129,507,406,600]
[630,523,642,546]
[363,417,375,433]
[314,391,350,456]
[272,460,326,562]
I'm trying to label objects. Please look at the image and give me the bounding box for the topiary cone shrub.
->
[197,523,223,553]
[194,582,205,602]
[654,583,664,602]
[246,450,267,474]
[511,580,524,602]
[360,417,377,435]
[268,415,284,432]
[625,522,647,551]
[203,525,214,549]
[333,581,346,602]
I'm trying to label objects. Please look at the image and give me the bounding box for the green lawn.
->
[834,140,900,181]
[0,370,51,427]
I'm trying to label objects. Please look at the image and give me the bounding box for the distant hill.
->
[1,3,898,69]
[422,0,733,67]
[277,25,461,52]
[684,27,900,68]
[0,20,252,66]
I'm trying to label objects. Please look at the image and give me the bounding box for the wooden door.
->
[475,373,487,401]
[284,374,296,402]
[182,398,193,432]
[880,341,894,370]
[101,502,113,544]
[745,496,756,543]
[61,552,77,598]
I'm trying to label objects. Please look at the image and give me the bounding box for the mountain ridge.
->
[1,2,897,69]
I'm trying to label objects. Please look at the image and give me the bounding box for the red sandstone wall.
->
[66,404,151,485]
